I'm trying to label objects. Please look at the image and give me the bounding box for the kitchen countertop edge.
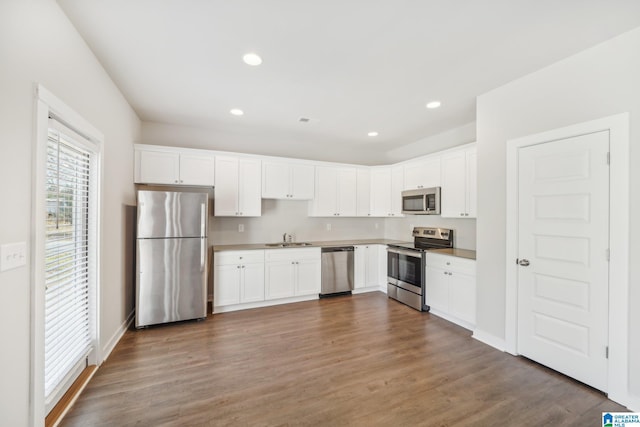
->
[213,239,408,252]
[214,240,476,260]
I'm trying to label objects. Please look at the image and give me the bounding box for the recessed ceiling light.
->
[426,101,441,109]
[367,131,379,137]
[230,108,244,116]
[243,53,262,66]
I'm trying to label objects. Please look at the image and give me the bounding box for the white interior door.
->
[517,130,610,391]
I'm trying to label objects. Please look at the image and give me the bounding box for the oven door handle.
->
[387,247,422,258]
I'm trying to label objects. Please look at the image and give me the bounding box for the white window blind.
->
[44,120,96,410]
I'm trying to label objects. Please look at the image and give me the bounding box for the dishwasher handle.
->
[321,246,355,253]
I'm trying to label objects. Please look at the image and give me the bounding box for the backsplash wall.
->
[209,199,476,250]
[384,216,476,250]
[209,199,387,245]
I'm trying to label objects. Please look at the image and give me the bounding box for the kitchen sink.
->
[265,242,313,247]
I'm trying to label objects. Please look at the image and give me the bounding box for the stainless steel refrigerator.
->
[135,190,208,328]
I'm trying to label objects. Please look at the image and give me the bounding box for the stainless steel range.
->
[387,227,454,311]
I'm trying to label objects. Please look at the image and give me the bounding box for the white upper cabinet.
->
[135,146,215,186]
[403,155,441,190]
[356,168,371,217]
[262,161,315,200]
[309,166,357,217]
[441,145,477,218]
[214,156,261,217]
[370,166,404,217]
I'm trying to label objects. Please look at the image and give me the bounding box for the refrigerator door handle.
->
[200,203,206,237]
[200,237,206,271]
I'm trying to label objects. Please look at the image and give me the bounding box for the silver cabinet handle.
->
[519,259,530,266]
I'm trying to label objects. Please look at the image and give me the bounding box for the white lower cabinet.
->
[354,245,384,290]
[265,248,321,300]
[425,252,476,328]
[213,250,265,309]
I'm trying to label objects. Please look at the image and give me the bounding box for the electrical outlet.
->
[1,242,27,272]
[326,223,331,231]
[375,223,379,230]
[238,224,244,232]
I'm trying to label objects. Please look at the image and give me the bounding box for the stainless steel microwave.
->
[401,187,441,215]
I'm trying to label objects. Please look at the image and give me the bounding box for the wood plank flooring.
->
[60,292,626,426]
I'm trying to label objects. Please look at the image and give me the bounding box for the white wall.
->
[0,1,140,425]
[476,27,640,399]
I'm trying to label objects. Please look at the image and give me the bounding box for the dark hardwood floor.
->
[61,292,625,426]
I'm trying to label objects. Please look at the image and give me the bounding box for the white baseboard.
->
[100,309,135,364]
[626,394,640,412]
[472,329,507,352]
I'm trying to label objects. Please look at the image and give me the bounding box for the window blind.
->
[44,122,94,408]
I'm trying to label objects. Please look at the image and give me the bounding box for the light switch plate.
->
[238,224,244,232]
[1,242,27,272]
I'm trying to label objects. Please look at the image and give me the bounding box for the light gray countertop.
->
[213,240,477,260]
[427,248,476,260]
[212,239,407,252]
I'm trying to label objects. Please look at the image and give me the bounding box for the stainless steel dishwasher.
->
[320,246,354,297]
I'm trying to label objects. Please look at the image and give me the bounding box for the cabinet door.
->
[449,272,476,324]
[356,168,371,217]
[312,166,338,216]
[466,149,477,218]
[441,151,467,218]
[180,153,215,186]
[425,266,449,312]
[390,165,404,216]
[138,150,180,184]
[265,261,295,300]
[365,245,380,287]
[213,264,241,306]
[290,164,315,199]
[337,168,357,216]
[295,259,321,296]
[238,159,262,216]
[403,162,425,190]
[262,162,290,199]
[421,156,441,189]
[353,246,366,289]
[370,168,391,217]
[377,246,387,287]
[240,263,265,303]
[214,156,239,216]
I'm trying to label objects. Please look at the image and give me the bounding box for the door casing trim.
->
[505,113,629,406]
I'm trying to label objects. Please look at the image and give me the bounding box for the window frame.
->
[32,84,103,426]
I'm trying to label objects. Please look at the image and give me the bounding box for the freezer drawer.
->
[136,237,207,327]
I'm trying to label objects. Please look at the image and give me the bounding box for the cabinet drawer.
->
[215,250,264,265]
[265,247,321,262]
[426,253,475,275]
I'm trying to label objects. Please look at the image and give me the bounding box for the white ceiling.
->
[58,0,640,164]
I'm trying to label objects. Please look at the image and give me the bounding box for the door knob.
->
[518,259,530,266]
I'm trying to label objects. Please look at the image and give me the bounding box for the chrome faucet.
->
[283,233,292,243]
[283,233,287,243]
